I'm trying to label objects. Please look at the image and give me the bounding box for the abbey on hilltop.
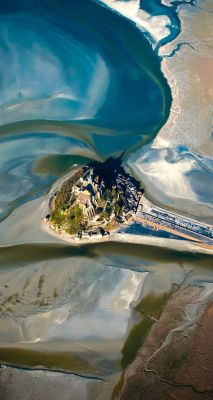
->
[45,157,144,240]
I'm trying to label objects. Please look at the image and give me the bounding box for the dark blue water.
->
[0,0,173,220]
[0,0,171,136]
[1,2,213,394]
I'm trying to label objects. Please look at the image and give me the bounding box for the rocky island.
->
[43,156,213,247]
[44,157,144,240]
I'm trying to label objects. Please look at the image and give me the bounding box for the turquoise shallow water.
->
[0,0,171,132]
[0,0,172,220]
[0,1,212,398]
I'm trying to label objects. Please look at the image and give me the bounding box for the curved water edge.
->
[0,0,171,133]
[0,0,173,223]
[99,0,213,219]
[0,0,212,398]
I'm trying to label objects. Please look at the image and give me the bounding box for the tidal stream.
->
[0,0,212,399]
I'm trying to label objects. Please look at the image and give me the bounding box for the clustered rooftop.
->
[47,157,144,240]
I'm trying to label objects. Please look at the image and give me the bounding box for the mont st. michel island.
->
[43,157,213,247]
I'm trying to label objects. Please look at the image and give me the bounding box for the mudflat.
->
[115,286,213,400]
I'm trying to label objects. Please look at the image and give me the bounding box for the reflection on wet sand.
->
[0,194,212,398]
[0,0,212,399]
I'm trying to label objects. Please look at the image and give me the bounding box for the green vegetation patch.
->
[54,167,84,210]
[50,209,65,228]
[66,205,83,235]
[48,157,144,238]
[51,203,83,235]
[50,167,85,235]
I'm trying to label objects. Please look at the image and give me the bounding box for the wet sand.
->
[115,285,213,400]
[42,219,213,255]
[0,365,111,400]
[1,197,213,399]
